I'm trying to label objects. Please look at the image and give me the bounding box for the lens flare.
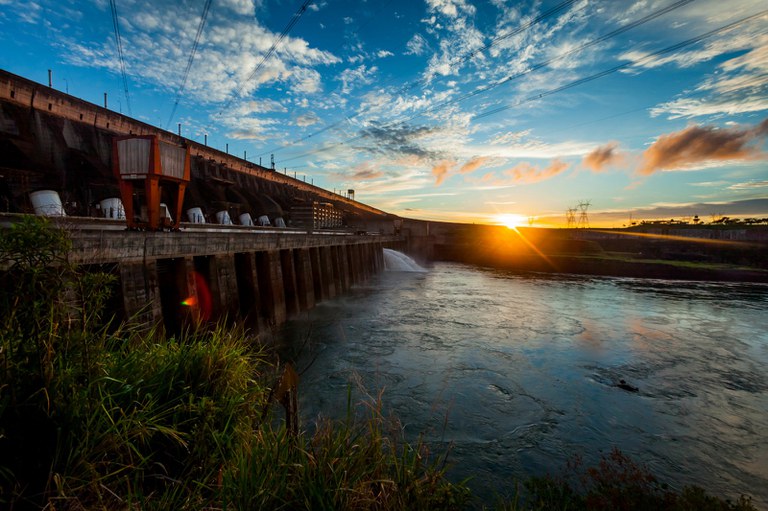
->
[180,271,213,321]
[181,296,198,307]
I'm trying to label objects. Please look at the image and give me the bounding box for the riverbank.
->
[520,254,768,283]
[431,225,768,283]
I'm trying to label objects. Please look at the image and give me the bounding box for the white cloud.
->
[290,67,322,94]
[650,36,768,119]
[225,116,278,140]
[426,0,476,19]
[218,0,256,16]
[338,64,378,94]
[295,112,320,127]
[235,99,287,115]
[60,0,338,105]
[405,33,428,56]
[728,180,768,190]
[619,12,768,71]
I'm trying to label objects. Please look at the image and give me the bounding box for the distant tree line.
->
[629,215,768,227]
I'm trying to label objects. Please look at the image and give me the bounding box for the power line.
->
[278,9,767,165]
[472,9,767,121]
[260,0,583,158]
[210,0,314,127]
[108,0,132,115]
[457,0,581,67]
[404,0,697,123]
[545,73,768,137]
[166,0,213,130]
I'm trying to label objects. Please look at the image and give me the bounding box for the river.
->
[276,251,768,508]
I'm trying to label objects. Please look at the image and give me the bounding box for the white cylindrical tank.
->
[257,215,271,226]
[216,210,232,225]
[160,203,173,222]
[239,213,254,226]
[30,190,66,217]
[187,207,205,223]
[274,217,286,228]
[99,197,125,219]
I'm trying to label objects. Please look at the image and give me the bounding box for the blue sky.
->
[1,0,766,227]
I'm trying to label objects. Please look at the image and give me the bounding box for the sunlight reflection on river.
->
[277,262,768,508]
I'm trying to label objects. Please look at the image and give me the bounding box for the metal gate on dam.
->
[35,216,404,334]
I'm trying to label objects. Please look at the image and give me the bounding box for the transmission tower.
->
[565,208,577,229]
[577,200,591,229]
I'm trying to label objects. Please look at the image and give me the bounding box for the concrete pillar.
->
[345,245,356,285]
[376,242,385,272]
[293,248,315,311]
[255,250,286,326]
[209,254,239,321]
[351,244,362,284]
[336,245,350,292]
[234,252,266,332]
[330,245,342,295]
[320,246,337,299]
[371,243,380,275]
[119,260,162,327]
[309,246,325,302]
[362,243,372,281]
[280,249,300,317]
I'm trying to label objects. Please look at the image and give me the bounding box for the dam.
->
[0,68,427,333]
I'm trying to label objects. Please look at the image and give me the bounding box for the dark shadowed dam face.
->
[278,261,768,508]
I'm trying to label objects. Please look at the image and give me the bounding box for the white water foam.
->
[383,248,427,272]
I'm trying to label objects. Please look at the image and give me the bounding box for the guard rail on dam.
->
[0,213,405,335]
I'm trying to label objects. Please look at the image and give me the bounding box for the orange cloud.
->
[503,159,569,183]
[639,118,768,175]
[459,156,490,174]
[583,142,623,172]
[432,160,455,185]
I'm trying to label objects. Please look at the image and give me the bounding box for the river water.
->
[277,254,768,507]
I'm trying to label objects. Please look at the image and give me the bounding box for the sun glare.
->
[496,213,528,229]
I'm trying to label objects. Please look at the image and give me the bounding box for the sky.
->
[1,0,767,227]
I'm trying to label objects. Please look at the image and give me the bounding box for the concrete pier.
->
[12,216,403,334]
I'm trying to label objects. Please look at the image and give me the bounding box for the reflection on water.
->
[277,263,768,508]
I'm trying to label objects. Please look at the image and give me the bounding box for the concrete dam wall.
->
[0,68,413,334]
[0,213,403,335]
[0,69,397,234]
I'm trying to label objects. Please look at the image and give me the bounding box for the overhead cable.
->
[166,0,213,129]
[260,0,582,158]
[472,8,768,120]
[108,0,132,115]
[405,0,697,122]
[211,0,314,125]
[278,9,767,164]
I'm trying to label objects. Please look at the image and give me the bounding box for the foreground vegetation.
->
[0,217,758,510]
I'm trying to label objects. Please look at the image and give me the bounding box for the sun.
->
[496,213,528,229]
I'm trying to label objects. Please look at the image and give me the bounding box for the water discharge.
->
[383,248,427,272]
[277,258,768,508]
